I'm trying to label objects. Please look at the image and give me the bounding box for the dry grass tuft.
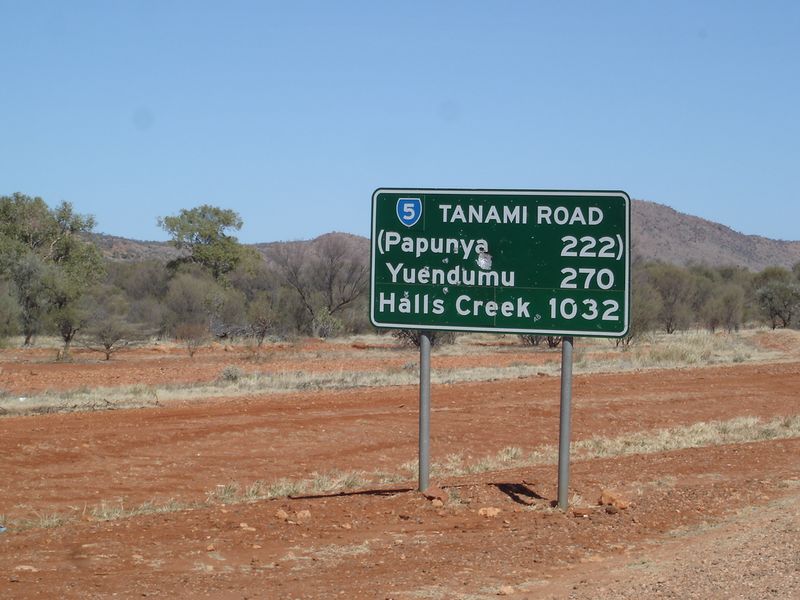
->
[206,415,797,506]
[266,478,307,499]
[7,511,76,531]
[573,414,800,459]
[206,482,240,504]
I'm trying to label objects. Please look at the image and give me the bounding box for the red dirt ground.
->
[0,341,562,394]
[1,338,799,598]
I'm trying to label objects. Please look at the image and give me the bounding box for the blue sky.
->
[1,1,798,243]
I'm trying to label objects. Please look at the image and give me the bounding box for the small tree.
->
[0,282,20,344]
[702,283,744,333]
[618,279,662,347]
[176,322,209,358]
[45,242,105,359]
[162,271,216,336]
[49,301,84,360]
[268,234,369,333]
[311,235,369,316]
[7,253,49,345]
[0,195,103,353]
[751,266,793,291]
[311,307,343,339]
[207,286,248,338]
[159,205,246,280]
[246,293,275,347]
[756,281,800,329]
[81,285,133,360]
[645,263,693,334]
[85,319,131,360]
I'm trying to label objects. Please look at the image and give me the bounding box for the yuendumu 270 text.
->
[385,263,516,287]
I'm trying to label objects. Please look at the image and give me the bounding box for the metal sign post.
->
[557,336,574,510]
[418,331,431,492]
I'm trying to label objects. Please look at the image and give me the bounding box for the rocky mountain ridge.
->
[91,200,800,271]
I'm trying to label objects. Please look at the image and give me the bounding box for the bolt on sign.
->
[370,189,630,337]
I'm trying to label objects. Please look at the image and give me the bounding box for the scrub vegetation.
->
[1,328,790,417]
[2,193,800,357]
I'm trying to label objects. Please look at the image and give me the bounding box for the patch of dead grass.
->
[3,414,797,533]
[2,329,794,416]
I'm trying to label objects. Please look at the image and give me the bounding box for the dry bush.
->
[218,365,243,383]
[519,334,543,347]
[175,322,209,357]
[545,336,562,348]
[392,329,456,348]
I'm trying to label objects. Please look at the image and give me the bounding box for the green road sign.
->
[370,189,630,337]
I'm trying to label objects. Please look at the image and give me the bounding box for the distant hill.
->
[252,231,368,267]
[92,200,800,271]
[631,200,800,270]
[89,234,182,262]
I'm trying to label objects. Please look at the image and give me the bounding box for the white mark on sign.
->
[476,252,492,270]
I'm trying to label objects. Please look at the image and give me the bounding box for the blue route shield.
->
[396,197,422,227]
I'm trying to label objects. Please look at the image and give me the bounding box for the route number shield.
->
[396,197,422,227]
